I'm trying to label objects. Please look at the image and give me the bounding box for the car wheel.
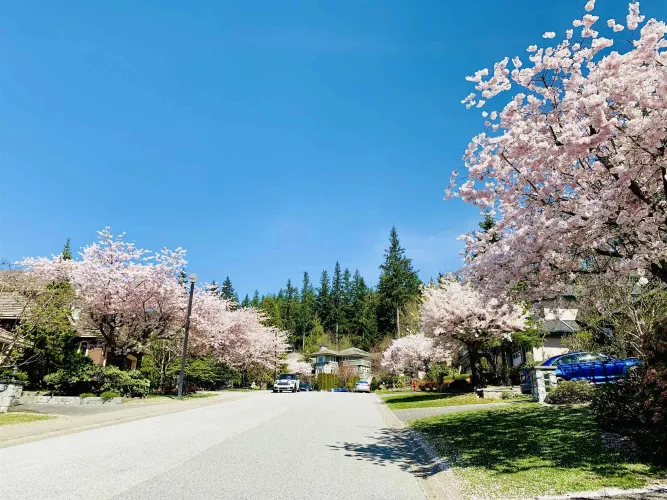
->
[556,377,566,384]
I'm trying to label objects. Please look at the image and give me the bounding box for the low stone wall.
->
[0,380,24,413]
[19,394,123,406]
[480,386,522,399]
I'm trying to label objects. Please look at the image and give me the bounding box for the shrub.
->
[418,381,437,391]
[316,373,339,391]
[100,366,150,398]
[591,322,667,462]
[43,363,102,395]
[79,393,95,398]
[101,391,120,402]
[370,379,379,391]
[545,380,595,404]
[501,390,517,400]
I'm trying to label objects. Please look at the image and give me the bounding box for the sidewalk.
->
[0,391,253,449]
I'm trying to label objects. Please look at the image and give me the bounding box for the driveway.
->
[0,392,451,499]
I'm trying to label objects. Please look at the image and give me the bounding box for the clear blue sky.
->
[1,1,664,298]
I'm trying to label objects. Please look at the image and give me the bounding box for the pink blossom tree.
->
[381,332,448,377]
[420,280,527,388]
[287,358,313,376]
[448,2,667,299]
[21,228,188,366]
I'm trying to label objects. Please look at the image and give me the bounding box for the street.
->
[0,392,447,500]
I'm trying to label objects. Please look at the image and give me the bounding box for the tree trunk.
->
[468,342,482,389]
[501,345,511,387]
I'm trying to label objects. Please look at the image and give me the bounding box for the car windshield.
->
[278,374,296,380]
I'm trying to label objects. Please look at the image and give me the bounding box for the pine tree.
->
[350,270,378,350]
[330,262,344,339]
[297,271,316,351]
[282,279,299,344]
[376,226,421,337]
[241,294,251,308]
[62,238,72,260]
[341,268,353,336]
[208,280,220,296]
[221,276,238,303]
[316,270,332,332]
[251,290,260,308]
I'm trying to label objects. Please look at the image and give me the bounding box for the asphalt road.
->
[0,392,446,500]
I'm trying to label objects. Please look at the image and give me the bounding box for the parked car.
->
[354,380,371,393]
[330,387,350,392]
[273,373,300,393]
[300,383,312,392]
[520,352,642,394]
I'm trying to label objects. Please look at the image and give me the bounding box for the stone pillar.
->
[0,380,24,413]
[530,366,557,402]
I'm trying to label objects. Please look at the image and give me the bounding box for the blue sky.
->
[1,0,664,298]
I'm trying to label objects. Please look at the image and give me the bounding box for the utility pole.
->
[396,306,400,338]
[335,323,339,350]
[177,273,197,398]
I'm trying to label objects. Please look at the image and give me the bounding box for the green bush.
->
[44,364,149,397]
[370,379,379,391]
[79,393,95,398]
[101,391,120,402]
[316,373,339,391]
[545,380,595,404]
[100,366,150,398]
[501,390,517,400]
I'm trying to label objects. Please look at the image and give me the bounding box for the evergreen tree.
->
[207,280,220,296]
[350,270,378,350]
[221,276,238,304]
[241,294,251,308]
[282,279,299,344]
[62,238,72,260]
[330,262,344,338]
[316,270,332,332]
[297,272,316,351]
[341,268,353,336]
[376,226,421,337]
[251,290,260,308]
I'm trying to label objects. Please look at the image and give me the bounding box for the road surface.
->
[0,392,449,499]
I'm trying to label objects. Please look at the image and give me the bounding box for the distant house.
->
[0,270,139,370]
[313,346,372,380]
[512,294,579,366]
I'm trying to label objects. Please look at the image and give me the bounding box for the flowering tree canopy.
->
[21,228,187,361]
[381,332,448,375]
[420,280,527,387]
[286,359,313,375]
[448,2,667,298]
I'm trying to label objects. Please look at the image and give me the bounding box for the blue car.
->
[520,352,641,394]
[329,387,350,392]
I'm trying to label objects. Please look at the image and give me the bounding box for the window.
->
[79,342,88,355]
[512,351,522,361]
[317,357,323,363]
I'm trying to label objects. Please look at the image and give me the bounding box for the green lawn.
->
[0,413,56,426]
[411,404,664,498]
[144,392,217,401]
[382,391,512,410]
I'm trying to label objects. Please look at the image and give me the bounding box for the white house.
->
[313,346,372,380]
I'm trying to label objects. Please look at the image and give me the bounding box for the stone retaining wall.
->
[18,395,123,405]
[0,380,24,413]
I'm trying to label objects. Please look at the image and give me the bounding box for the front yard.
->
[411,404,665,499]
[381,391,513,410]
[0,413,56,427]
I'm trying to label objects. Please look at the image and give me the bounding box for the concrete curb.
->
[0,392,252,449]
[376,395,463,500]
[531,484,667,499]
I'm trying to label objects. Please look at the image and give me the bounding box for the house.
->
[0,270,139,370]
[511,294,579,366]
[313,346,372,380]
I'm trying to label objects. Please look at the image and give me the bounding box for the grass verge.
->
[0,413,57,427]
[411,404,665,498]
[383,391,513,410]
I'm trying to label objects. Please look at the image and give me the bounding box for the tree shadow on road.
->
[327,427,443,478]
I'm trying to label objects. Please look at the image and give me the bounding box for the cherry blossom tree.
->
[287,358,313,376]
[448,2,667,299]
[381,332,448,377]
[189,291,289,385]
[420,280,527,388]
[21,228,187,366]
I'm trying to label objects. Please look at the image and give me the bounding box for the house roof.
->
[0,271,34,319]
[338,347,371,358]
[542,319,580,334]
[0,326,30,347]
[314,346,371,358]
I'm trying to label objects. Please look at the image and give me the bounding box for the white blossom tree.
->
[447,2,667,299]
[381,332,448,377]
[420,280,527,388]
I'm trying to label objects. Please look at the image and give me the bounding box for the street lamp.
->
[177,273,197,398]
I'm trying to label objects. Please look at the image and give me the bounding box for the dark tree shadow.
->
[410,405,664,479]
[327,427,444,478]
